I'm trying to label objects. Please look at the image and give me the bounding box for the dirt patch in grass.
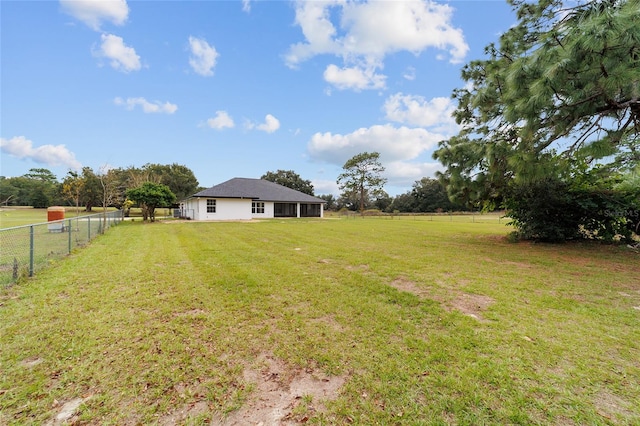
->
[345,264,370,272]
[593,389,634,421]
[389,276,495,321]
[158,400,209,426]
[219,353,346,425]
[172,308,207,317]
[20,356,44,368]
[44,396,92,426]
[390,277,431,298]
[308,315,345,333]
[449,293,495,321]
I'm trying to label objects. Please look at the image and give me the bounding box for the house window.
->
[252,202,265,214]
[207,199,216,213]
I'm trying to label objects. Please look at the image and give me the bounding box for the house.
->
[179,177,325,220]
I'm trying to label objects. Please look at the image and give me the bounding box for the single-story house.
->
[179,177,325,220]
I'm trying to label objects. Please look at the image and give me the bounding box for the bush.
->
[505,178,638,243]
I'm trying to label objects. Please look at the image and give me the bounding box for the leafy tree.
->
[337,152,387,214]
[0,177,30,206]
[614,166,640,236]
[336,190,359,211]
[143,163,199,201]
[0,177,20,206]
[411,178,461,212]
[23,168,58,184]
[433,0,640,208]
[389,192,417,213]
[21,168,60,207]
[61,171,84,216]
[80,167,101,211]
[30,186,51,208]
[126,182,176,222]
[261,169,314,195]
[373,190,392,212]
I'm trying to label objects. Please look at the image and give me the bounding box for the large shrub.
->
[505,178,639,243]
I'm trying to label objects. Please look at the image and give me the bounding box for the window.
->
[207,199,216,213]
[252,202,265,214]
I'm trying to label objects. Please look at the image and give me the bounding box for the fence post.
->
[29,225,34,277]
[68,218,72,253]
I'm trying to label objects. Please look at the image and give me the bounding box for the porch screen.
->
[274,203,297,217]
[300,204,321,217]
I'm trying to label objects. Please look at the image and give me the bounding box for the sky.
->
[1,0,515,196]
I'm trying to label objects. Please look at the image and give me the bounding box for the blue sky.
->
[1,0,515,196]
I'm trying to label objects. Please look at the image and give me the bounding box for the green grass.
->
[1,218,639,424]
[0,207,108,229]
[0,207,173,229]
[0,207,52,229]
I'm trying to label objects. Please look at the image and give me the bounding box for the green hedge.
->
[505,178,639,243]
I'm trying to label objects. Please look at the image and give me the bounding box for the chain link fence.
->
[0,210,124,286]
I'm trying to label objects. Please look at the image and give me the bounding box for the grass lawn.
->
[0,208,53,229]
[0,207,173,230]
[0,207,110,230]
[1,218,638,425]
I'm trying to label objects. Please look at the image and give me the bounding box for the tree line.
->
[0,164,201,213]
[260,167,465,213]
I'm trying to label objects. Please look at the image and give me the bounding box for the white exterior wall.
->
[215,199,253,220]
[183,198,324,220]
[184,198,252,220]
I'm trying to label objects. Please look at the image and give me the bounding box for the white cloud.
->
[323,64,386,91]
[95,34,141,72]
[339,0,467,61]
[1,136,82,170]
[206,111,235,129]
[383,93,459,134]
[256,114,281,133]
[307,124,442,165]
[403,66,416,81]
[384,160,443,187]
[312,179,340,196]
[286,0,468,90]
[114,97,178,114]
[188,36,219,77]
[242,0,251,13]
[60,0,129,31]
[285,0,341,66]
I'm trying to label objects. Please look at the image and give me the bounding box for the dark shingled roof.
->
[191,178,324,203]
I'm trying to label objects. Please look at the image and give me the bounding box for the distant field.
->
[0,207,173,229]
[0,207,102,229]
[0,207,53,229]
[1,218,638,424]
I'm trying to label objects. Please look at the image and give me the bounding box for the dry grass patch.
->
[389,275,495,321]
[220,353,346,425]
[593,389,635,422]
[449,293,495,321]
